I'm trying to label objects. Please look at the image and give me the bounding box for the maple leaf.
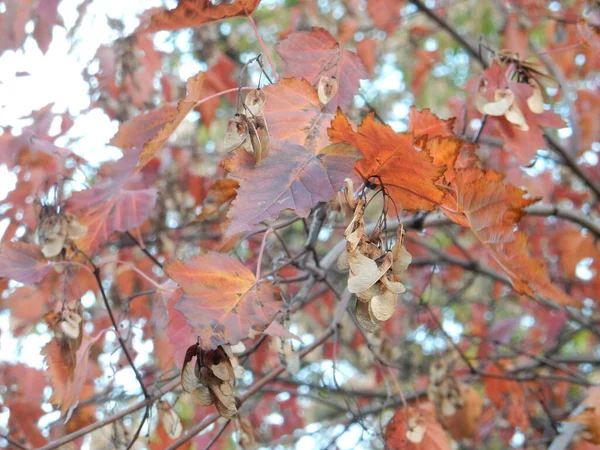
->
[355,39,377,78]
[328,110,445,211]
[164,252,282,349]
[277,27,368,111]
[224,78,360,235]
[442,167,576,305]
[0,242,52,284]
[408,107,456,138]
[43,332,104,415]
[144,0,261,33]
[66,179,157,255]
[367,0,403,33]
[5,400,47,447]
[110,72,205,171]
[385,403,452,450]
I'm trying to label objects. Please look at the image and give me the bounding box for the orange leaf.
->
[408,107,456,138]
[164,252,282,349]
[328,110,445,211]
[145,0,261,32]
[385,403,452,450]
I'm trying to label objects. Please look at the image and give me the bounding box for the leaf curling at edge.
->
[110,72,205,172]
[164,251,282,349]
[143,0,262,33]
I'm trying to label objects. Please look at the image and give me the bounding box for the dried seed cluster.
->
[427,358,464,417]
[224,89,270,165]
[338,196,412,332]
[181,344,238,418]
[475,55,557,131]
[45,300,84,376]
[36,205,87,258]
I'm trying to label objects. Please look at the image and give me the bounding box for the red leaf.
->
[277,28,368,111]
[385,403,452,450]
[195,54,237,126]
[43,332,104,415]
[224,78,360,235]
[164,252,282,349]
[0,242,52,284]
[144,0,262,33]
[110,72,205,171]
[367,0,403,33]
[67,182,157,255]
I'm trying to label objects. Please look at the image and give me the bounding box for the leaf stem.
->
[246,15,278,81]
[256,227,273,281]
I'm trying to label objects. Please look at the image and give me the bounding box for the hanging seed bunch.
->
[181,344,238,418]
[338,183,412,332]
[36,201,87,258]
[224,88,270,165]
[427,357,464,417]
[45,300,84,377]
[475,51,558,131]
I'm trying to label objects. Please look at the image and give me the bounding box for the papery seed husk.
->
[483,89,514,116]
[505,102,529,130]
[347,250,393,293]
[337,250,349,270]
[60,319,80,340]
[245,89,266,116]
[355,300,380,333]
[527,78,545,114]
[380,274,406,294]
[224,115,250,153]
[317,75,339,106]
[193,386,214,406]
[220,382,233,396]
[212,361,232,381]
[181,361,198,393]
[369,289,396,321]
[160,406,183,439]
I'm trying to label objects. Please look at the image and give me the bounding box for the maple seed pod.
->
[181,343,238,418]
[36,205,87,258]
[526,78,545,114]
[159,402,183,439]
[317,75,339,106]
[244,89,266,116]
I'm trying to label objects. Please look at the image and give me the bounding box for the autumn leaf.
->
[0,242,52,284]
[367,0,403,33]
[385,403,452,450]
[66,180,157,255]
[110,72,205,171]
[195,54,238,126]
[408,107,456,138]
[164,252,282,349]
[442,167,576,305]
[277,27,368,111]
[224,78,360,235]
[144,0,261,32]
[43,332,104,415]
[328,110,445,211]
